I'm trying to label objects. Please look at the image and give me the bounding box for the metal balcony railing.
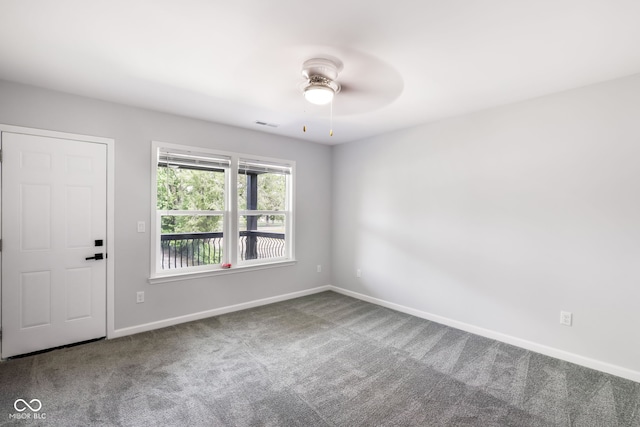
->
[160,231,285,269]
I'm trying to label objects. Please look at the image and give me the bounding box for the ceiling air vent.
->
[255,121,279,128]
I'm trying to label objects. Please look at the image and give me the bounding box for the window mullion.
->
[155,210,162,273]
[238,210,288,216]
[286,170,294,259]
[161,210,225,216]
[228,155,238,266]
[151,142,160,274]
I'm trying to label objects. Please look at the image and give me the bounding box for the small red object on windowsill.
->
[221,263,232,269]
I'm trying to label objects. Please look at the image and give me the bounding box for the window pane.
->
[237,173,247,211]
[257,173,286,211]
[160,215,224,270]
[161,214,223,234]
[238,214,286,261]
[157,167,225,211]
[237,170,286,211]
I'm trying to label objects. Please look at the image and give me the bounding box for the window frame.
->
[149,141,295,283]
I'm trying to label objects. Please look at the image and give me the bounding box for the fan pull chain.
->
[303,99,307,132]
[301,94,335,136]
[329,98,334,137]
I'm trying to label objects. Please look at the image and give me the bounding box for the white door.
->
[1,131,107,358]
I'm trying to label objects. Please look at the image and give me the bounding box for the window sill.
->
[148,259,297,285]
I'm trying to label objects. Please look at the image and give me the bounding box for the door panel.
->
[1,131,107,358]
[66,186,92,247]
[65,267,93,321]
[20,271,51,328]
[21,184,52,250]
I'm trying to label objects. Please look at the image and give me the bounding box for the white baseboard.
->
[110,283,640,383]
[111,285,332,339]
[327,285,640,383]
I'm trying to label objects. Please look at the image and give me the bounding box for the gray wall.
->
[332,73,640,375]
[0,80,332,330]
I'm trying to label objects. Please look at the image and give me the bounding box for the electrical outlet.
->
[560,311,572,326]
[356,269,362,278]
[136,291,145,304]
[137,221,145,233]
[317,265,322,273]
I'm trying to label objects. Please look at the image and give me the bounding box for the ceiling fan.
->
[300,57,343,106]
[300,57,343,136]
[291,52,402,137]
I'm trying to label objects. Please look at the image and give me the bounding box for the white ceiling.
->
[2,0,640,144]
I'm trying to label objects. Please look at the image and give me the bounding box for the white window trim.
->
[149,141,295,283]
[148,260,297,285]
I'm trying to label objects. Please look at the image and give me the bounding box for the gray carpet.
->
[1,291,639,426]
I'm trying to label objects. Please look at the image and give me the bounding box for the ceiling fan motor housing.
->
[301,58,342,81]
[301,58,342,97]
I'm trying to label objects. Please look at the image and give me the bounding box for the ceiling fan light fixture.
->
[304,85,335,105]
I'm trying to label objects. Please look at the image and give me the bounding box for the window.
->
[238,158,291,263]
[150,142,294,280]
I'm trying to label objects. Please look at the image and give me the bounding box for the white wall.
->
[0,80,332,331]
[332,73,640,379]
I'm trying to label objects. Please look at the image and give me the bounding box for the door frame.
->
[0,124,116,352]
